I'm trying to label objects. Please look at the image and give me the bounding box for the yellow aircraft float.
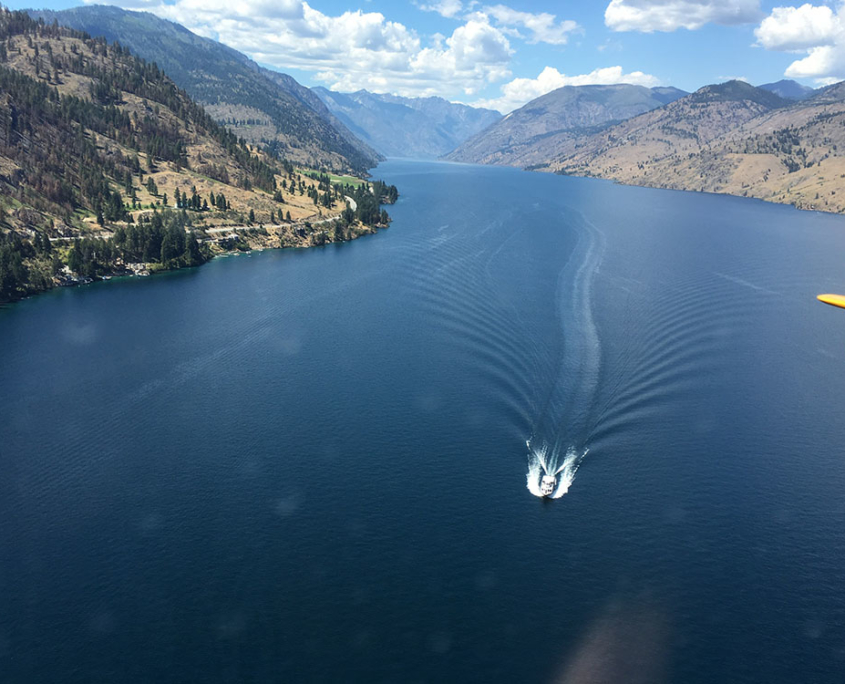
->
[817,294,845,309]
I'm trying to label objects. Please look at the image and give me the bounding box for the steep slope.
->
[0,10,279,224]
[312,88,501,158]
[0,9,394,302]
[549,81,787,177]
[759,79,816,101]
[28,5,381,172]
[444,84,687,167]
[549,80,845,214]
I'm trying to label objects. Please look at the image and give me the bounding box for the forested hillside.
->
[0,9,396,303]
[29,5,381,173]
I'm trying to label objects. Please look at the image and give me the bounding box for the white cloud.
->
[419,2,582,46]
[605,0,761,32]
[472,65,662,113]
[417,0,463,19]
[785,45,845,81]
[754,3,845,82]
[90,1,513,98]
[755,4,840,51]
[484,5,581,45]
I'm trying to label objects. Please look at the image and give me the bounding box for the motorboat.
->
[540,475,556,497]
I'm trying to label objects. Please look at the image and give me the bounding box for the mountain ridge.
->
[759,79,817,101]
[312,87,501,158]
[546,80,845,214]
[444,83,688,167]
[27,5,381,172]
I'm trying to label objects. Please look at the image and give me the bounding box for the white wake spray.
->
[526,440,589,499]
[524,213,603,500]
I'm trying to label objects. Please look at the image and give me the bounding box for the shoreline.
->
[549,168,845,216]
[1,217,388,307]
[1,171,399,305]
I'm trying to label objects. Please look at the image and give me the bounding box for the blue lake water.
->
[2,160,845,682]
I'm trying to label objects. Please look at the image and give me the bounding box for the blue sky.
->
[7,1,845,111]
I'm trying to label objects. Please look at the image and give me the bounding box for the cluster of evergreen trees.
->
[268,208,291,224]
[113,210,204,267]
[738,126,814,173]
[0,230,60,302]
[174,187,208,212]
[67,210,206,278]
[305,183,335,208]
[371,180,399,204]
[336,180,398,226]
[0,207,211,303]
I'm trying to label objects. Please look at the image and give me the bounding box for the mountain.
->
[651,86,691,105]
[759,79,816,101]
[443,84,687,167]
[548,81,789,180]
[0,9,393,302]
[0,9,279,222]
[803,80,845,105]
[312,88,502,158]
[27,5,381,172]
[547,80,845,214]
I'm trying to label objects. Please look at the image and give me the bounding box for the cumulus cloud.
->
[755,4,841,51]
[485,5,581,45]
[417,0,464,19]
[754,3,845,83]
[418,2,582,46]
[472,65,662,113]
[90,0,513,97]
[605,0,761,32]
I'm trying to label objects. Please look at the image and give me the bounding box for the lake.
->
[2,160,845,683]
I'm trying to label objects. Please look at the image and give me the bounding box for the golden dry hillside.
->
[548,81,845,214]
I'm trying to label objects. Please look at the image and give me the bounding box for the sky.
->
[7,0,845,112]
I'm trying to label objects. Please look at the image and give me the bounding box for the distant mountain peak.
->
[690,80,787,108]
[312,89,502,158]
[444,83,687,167]
[759,79,817,101]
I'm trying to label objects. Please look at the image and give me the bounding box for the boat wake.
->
[525,211,603,499]
[526,441,589,499]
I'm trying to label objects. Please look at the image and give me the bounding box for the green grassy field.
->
[297,169,366,187]
[327,173,366,186]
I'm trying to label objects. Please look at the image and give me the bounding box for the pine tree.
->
[184,231,202,266]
